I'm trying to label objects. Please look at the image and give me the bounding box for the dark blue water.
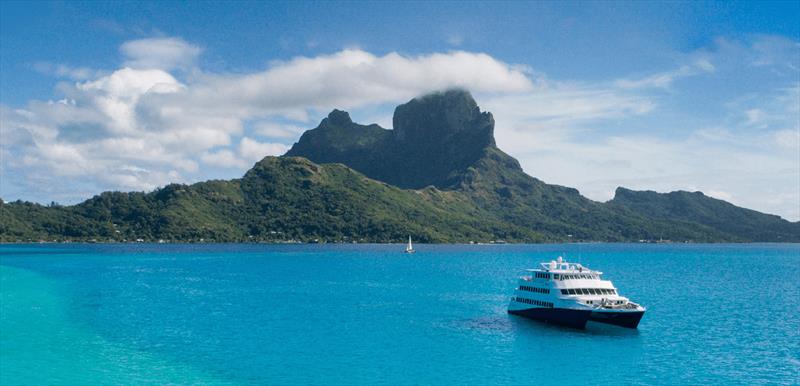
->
[1,244,798,385]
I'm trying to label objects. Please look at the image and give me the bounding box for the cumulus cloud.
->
[239,137,289,162]
[179,49,533,119]
[120,37,202,70]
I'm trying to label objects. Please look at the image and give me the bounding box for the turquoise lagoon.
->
[1,243,798,385]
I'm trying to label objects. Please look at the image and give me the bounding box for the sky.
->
[1,1,798,220]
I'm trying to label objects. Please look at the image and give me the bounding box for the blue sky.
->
[1,1,798,220]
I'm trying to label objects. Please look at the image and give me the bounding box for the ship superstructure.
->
[507,256,645,329]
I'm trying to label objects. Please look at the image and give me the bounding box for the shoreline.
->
[2,240,799,245]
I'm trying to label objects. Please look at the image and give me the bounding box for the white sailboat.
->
[404,236,415,253]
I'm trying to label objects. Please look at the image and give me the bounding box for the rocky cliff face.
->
[285,89,498,189]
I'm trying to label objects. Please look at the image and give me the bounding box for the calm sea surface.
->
[1,243,798,385]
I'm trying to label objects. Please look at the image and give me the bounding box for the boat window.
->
[561,289,567,295]
[567,289,575,295]
[589,288,597,295]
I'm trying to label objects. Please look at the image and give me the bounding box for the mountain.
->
[286,90,495,189]
[609,188,799,242]
[1,157,541,243]
[2,90,798,243]
[286,89,799,242]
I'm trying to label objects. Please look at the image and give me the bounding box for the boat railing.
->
[595,299,642,310]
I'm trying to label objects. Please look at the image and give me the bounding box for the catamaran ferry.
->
[507,256,645,329]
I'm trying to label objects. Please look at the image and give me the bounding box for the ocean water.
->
[1,243,798,385]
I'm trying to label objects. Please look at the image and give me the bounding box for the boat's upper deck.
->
[525,256,600,275]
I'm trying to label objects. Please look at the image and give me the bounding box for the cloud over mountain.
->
[1,40,534,203]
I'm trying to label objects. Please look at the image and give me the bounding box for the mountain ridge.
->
[2,89,798,243]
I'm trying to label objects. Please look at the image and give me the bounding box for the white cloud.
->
[33,62,100,80]
[74,67,183,133]
[239,137,289,162]
[180,49,533,118]
[254,122,304,139]
[614,59,715,90]
[483,84,654,129]
[120,37,201,70]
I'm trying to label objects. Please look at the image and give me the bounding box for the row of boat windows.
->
[533,272,600,280]
[519,285,550,294]
[560,288,617,296]
[514,297,554,308]
[554,273,599,280]
[586,300,625,305]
